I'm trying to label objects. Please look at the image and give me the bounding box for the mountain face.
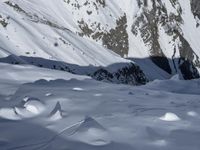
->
[0,0,200,84]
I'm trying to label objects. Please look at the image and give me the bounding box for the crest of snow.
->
[48,102,63,121]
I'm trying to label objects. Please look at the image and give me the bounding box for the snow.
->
[187,111,198,117]
[0,107,21,120]
[48,102,64,121]
[24,100,44,115]
[45,93,53,97]
[0,63,200,150]
[73,87,85,91]
[0,0,200,149]
[159,112,181,121]
[0,0,199,81]
[0,0,130,67]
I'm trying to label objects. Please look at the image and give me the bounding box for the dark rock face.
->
[78,14,129,57]
[132,0,176,74]
[132,0,200,79]
[92,63,148,85]
[64,0,129,57]
[177,33,200,79]
[191,0,200,27]
[102,15,129,57]
[179,58,200,80]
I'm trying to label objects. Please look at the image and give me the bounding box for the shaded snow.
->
[0,63,200,150]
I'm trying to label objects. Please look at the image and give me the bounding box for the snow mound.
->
[24,99,45,115]
[72,116,111,146]
[187,111,198,117]
[78,116,106,131]
[159,112,181,121]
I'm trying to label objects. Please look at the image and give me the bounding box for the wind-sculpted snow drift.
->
[1,1,200,150]
[0,63,200,150]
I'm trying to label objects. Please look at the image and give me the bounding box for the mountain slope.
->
[0,0,148,85]
[0,0,200,81]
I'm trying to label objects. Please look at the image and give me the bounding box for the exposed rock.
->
[92,63,148,85]
[132,0,199,79]
[0,14,9,27]
[191,0,200,27]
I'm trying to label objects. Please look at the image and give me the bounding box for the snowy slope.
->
[0,0,151,84]
[0,0,200,82]
[0,0,126,66]
[1,1,200,149]
[1,63,200,150]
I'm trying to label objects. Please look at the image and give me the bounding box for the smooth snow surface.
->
[0,63,200,150]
